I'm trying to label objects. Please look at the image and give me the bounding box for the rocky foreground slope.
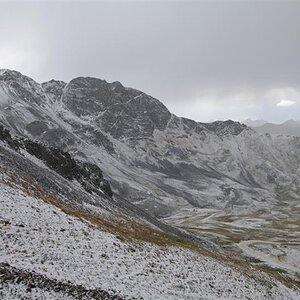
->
[0,168,297,299]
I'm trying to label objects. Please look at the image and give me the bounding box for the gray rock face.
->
[25,120,49,137]
[201,120,248,136]
[0,69,47,106]
[42,80,66,103]
[0,124,113,198]
[0,69,300,219]
[62,77,171,139]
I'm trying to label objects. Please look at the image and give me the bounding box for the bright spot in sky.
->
[0,31,46,81]
[276,99,296,107]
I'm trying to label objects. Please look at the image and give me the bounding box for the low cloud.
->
[276,100,296,107]
[0,2,299,123]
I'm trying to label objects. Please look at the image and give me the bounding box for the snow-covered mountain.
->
[1,69,299,218]
[1,69,300,298]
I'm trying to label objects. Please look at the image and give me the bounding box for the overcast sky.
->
[0,1,299,123]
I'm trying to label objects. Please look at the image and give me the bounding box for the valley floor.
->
[163,205,300,290]
[0,181,299,299]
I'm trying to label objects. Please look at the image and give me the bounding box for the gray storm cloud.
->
[0,1,299,123]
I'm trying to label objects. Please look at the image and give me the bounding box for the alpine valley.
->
[0,69,299,299]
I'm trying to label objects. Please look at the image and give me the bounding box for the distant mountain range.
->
[243,119,300,137]
[243,118,268,127]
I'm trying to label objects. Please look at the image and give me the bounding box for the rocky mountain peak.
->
[62,76,171,139]
[0,69,46,106]
[111,81,126,93]
[42,79,67,103]
[201,120,249,136]
[0,69,36,86]
[0,69,22,79]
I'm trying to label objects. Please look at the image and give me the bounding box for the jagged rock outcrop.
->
[0,125,113,198]
[41,79,67,103]
[0,263,124,300]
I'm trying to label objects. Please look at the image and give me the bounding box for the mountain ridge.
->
[248,119,300,137]
[0,69,299,219]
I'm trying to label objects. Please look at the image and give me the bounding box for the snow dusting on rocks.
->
[0,182,298,300]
